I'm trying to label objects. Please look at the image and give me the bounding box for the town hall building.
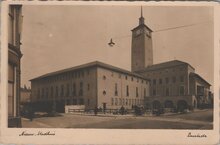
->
[30,8,212,113]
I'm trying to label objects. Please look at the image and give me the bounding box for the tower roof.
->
[131,7,153,32]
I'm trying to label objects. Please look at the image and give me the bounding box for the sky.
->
[21,4,214,89]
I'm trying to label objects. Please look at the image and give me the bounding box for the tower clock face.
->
[135,29,141,36]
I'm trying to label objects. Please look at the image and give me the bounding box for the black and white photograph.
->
[1,1,219,144]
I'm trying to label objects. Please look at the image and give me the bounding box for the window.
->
[37,89,40,99]
[42,88,45,98]
[144,88,146,97]
[87,83,90,91]
[79,82,83,96]
[136,87,139,97]
[115,83,118,96]
[172,76,176,83]
[179,86,184,95]
[103,90,106,95]
[153,79,156,85]
[81,71,84,78]
[125,75,128,80]
[126,85,129,96]
[180,76,184,82]
[165,77,169,84]
[55,86,58,97]
[60,85,64,97]
[46,88,49,98]
[166,88,170,96]
[66,84,69,97]
[50,87,53,97]
[153,89,156,96]
[159,79,162,84]
[72,83,76,96]
[103,75,106,80]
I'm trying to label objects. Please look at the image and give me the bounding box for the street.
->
[21,109,213,129]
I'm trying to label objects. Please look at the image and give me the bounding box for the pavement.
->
[21,109,213,129]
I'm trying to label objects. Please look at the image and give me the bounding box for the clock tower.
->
[131,7,153,72]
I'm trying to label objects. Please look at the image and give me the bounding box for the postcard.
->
[0,1,219,144]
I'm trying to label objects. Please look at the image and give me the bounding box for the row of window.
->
[103,74,148,84]
[111,98,143,106]
[146,67,185,76]
[37,82,87,98]
[152,86,185,96]
[105,84,147,97]
[150,76,184,85]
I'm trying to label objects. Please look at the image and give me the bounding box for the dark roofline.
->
[30,61,149,81]
[131,24,153,32]
[190,72,211,86]
[136,60,195,73]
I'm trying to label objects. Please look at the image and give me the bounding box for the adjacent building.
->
[8,5,23,127]
[30,61,149,112]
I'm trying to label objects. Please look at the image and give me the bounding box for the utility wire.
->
[110,20,212,40]
[153,20,212,33]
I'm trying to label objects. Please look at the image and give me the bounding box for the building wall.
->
[31,67,97,110]
[138,64,194,97]
[97,67,149,110]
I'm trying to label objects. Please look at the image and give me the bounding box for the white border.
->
[0,1,219,144]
